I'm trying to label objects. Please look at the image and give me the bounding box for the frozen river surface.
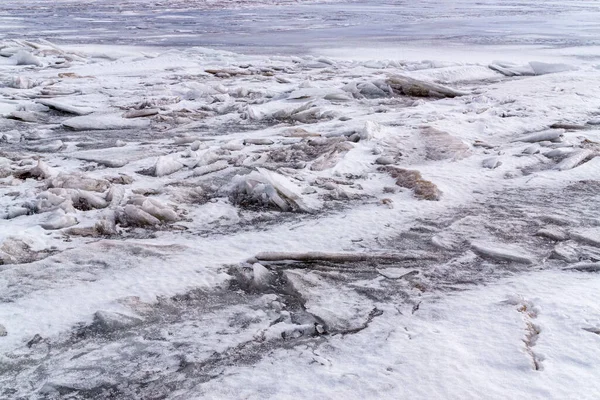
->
[1,0,600,53]
[2,1,600,399]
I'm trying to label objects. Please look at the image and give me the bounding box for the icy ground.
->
[2,1,600,399]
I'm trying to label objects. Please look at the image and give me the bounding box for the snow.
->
[196,270,600,400]
[1,0,600,398]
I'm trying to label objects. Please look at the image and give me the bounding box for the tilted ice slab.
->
[70,146,167,168]
[489,61,577,76]
[62,114,151,131]
[470,241,534,264]
[38,99,95,116]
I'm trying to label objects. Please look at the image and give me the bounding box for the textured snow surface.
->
[2,1,600,399]
[197,270,600,399]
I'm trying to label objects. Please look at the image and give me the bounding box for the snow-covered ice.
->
[1,1,600,399]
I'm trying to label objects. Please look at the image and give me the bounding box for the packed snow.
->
[1,0,600,399]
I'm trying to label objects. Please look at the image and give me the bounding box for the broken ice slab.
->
[122,108,159,119]
[511,129,564,143]
[489,61,576,76]
[570,229,600,247]
[535,227,569,241]
[554,149,594,171]
[387,75,467,98]
[70,146,166,168]
[470,241,534,264]
[38,99,94,116]
[62,114,150,131]
[92,310,144,333]
[563,262,600,272]
[40,211,78,230]
[482,157,502,169]
[154,156,184,177]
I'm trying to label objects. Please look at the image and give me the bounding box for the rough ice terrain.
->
[1,1,600,399]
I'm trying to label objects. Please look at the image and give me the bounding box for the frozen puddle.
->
[1,32,600,399]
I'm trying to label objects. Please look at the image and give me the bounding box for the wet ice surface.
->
[1,0,600,53]
[2,1,600,399]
